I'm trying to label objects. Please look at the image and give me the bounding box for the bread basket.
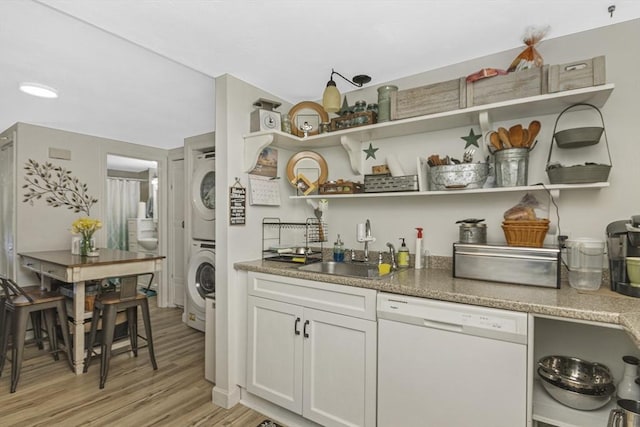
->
[502,219,550,248]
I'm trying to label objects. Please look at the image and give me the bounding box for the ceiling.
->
[2,1,639,150]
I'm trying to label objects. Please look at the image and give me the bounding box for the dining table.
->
[18,248,164,375]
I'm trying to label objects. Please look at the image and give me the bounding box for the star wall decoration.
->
[461,128,481,148]
[363,143,379,160]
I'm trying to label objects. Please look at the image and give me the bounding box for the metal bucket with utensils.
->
[494,147,529,187]
[608,400,640,427]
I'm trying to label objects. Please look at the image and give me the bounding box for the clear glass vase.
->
[80,234,93,257]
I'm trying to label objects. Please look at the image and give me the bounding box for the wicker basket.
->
[502,219,550,248]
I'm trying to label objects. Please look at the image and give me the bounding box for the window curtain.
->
[106,178,140,250]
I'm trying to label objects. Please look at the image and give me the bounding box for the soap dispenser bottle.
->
[617,355,640,400]
[333,234,345,262]
[398,238,410,268]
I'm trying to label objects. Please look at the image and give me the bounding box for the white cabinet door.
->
[246,296,303,413]
[303,307,377,427]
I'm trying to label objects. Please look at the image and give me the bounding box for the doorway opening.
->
[106,154,159,293]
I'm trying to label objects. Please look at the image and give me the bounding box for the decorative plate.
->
[288,101,329,138]
[286,151,328,191]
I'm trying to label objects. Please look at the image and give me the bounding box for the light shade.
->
[19,82,58,99]
[322,81,341,113]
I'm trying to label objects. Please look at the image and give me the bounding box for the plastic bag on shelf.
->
[507,26,550,72]
[503,192,548,220]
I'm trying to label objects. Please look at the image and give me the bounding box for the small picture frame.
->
[295,173,316,196]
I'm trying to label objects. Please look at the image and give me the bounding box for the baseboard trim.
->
[240,389,321,427]
[212,385,241,409]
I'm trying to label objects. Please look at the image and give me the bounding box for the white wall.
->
[305,18,640,255]
[213,74,296,407]
[215,18,640,407]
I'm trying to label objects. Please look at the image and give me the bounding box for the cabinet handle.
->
[294,317,301,335]
[303,320,310,338]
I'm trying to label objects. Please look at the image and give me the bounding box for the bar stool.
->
[83,275,157,389]
[0,277,73,393]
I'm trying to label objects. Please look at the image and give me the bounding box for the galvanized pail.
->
[495,148,529,187]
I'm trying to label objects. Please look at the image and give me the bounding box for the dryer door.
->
[192,164,215,221]
[187,251,215,311]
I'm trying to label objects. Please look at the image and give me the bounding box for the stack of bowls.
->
[538,355,615,410]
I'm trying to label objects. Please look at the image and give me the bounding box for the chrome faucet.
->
[355,219,376,263]
[363,219,372,262]
[386,242,397,270]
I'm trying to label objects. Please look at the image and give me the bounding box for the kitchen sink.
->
[297,261,393,279]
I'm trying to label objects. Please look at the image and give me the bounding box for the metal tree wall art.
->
[22,159,98,216]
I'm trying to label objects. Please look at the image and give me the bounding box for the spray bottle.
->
[415,228,423,269]
[398,238,410,268]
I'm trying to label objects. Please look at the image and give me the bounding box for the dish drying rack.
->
[262,217,327,264]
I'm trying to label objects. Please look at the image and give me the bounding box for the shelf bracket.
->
[243,134,274,172]
[546,188,561,243]
[478,110,492,137]
[340,135,362,174]
[477,110,493,161]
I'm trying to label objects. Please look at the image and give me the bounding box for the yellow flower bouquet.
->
[71,217,102,256]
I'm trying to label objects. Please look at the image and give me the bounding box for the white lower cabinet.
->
[532,316,640,427]
[246,273,377,427]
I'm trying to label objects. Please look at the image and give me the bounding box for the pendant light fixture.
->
[322,69,371,113]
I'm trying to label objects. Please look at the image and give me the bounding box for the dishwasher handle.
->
[423,318,464,333]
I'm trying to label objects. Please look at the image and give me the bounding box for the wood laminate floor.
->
[0,297,273,427]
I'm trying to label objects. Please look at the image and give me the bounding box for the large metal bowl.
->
[428,163,489,191]
[538,355,614,393]
[538,368,615,410]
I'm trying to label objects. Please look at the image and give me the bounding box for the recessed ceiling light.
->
[19,82,58,99]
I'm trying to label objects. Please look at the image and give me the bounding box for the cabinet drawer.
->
[21,257,41,272]
[248,272,377,321]
[40,262,69,282]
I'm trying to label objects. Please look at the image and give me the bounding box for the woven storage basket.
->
[502,219,550,248]
[545,103,612,184]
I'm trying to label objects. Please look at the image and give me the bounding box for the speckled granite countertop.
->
[235,259,640,346]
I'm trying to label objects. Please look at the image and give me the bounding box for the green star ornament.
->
[363,143,379,160]
[461,128,482,148]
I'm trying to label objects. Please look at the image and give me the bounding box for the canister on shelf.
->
[281,114,292,134]
[377,85,398,123]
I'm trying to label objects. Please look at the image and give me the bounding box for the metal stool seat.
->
[83,277,157,389]
[0,277,73,393]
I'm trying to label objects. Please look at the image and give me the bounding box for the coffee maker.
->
[607,216,640,297]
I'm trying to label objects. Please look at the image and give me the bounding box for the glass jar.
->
[354,100,366,113]
[377,85,398,123]
[367,103,378,114]
[281,114,292,134]
[319,122,331,134]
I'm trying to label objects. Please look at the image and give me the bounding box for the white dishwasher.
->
[377,292,528,427]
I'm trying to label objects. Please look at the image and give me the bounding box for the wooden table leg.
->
[72,280,86,375]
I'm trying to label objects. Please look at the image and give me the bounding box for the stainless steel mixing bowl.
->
[538,355,614,393]
[538,367,615,410]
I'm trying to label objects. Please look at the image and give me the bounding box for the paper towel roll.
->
[386,154,405,177]
[137,202,147,219]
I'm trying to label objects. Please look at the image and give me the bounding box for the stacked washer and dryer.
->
[186,151,216,382]
[186,151,216,333]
